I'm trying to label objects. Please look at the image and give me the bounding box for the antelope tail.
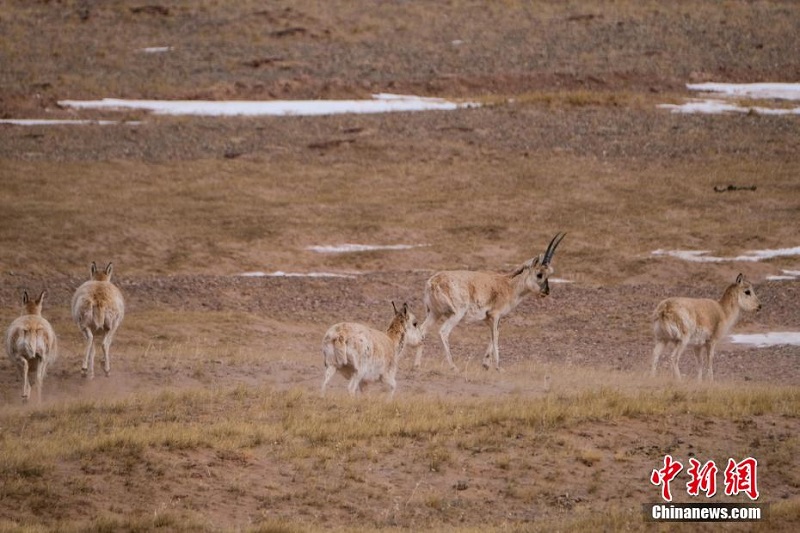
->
[21,328,44,360]
[332,335,348,367]
[22,329,37,359]
[91,303,105,331]
[653,305,682,340]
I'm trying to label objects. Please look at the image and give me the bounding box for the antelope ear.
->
[36,290,46,305]
[403,302,409,316]
[105,262,114,277]
[736,273,744,284]
[391,301,398,314]
[521,256,540,271]
[23,291,29,304]
[91,262,98,277]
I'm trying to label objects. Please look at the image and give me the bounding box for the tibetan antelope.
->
[651,273,761,381]
[71,262,125,378]
[414,232,565,371]
[5,290,58,403]
[321,302,422,398]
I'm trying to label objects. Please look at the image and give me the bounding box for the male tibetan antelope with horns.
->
[414,232,566,371]
[71,262,125,378]
[5,290,58,403]
[651,273,761,381]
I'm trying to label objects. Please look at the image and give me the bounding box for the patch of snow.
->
[687,82,800,101]
[658,99,745,115]
[659,82,800,115]
[651,250,722,263]
[58,94,479,117]
[766,269,800,281]
[140,46,173,53]
[239,271,356,278]
[729,332,800,348]
[658,99,800,116]
[738,247,800,261]
[652,247,800,263]
[307,244,428,254]
[0,119,140,126]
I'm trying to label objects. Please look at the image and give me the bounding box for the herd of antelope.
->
[5,262,124,403]
[4,234,763,403]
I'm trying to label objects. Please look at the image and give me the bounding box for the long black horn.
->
[542,232,566,265]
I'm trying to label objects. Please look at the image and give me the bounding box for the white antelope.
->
[321,302,422,397]
[5,290,58,403]
[651,273,761,381]
[71,262,125,378]
[414,232,565,371]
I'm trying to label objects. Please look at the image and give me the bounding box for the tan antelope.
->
[321,302,422,397]
[651,273,761,381]
[5,290,58,403]
[71,262,125,378]
[414,232,566,371]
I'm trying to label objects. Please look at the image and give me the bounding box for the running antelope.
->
[5,290,58,403]
[414,232,566,371]
[651,273,761,381]
[71,262,125,378]
[321,302,422,397]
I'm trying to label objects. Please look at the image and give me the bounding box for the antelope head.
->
[391,301,423,347]
[22,290,46,316]
[515,232,566,297]
[90,261,114,282]
[733,273,762,312]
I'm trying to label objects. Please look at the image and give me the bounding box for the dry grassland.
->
[1,379,798,531]
[1,1,799,531]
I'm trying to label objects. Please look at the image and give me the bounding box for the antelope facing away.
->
[5,290,58,403]
[651,273,761,381]
[321,302,422,398]
[414,232,566,372]
[71,262,125,378]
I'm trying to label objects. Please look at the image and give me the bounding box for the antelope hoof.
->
[81,367,89,377]
[482,360,490,370]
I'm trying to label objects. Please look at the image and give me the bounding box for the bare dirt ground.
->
[1,1,799,531]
